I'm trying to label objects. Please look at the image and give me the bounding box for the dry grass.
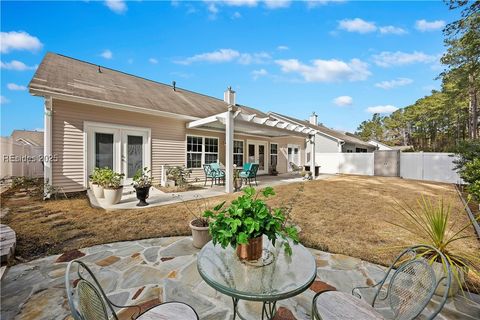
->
[2,176,479,285]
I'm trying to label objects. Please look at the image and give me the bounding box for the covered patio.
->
[185,93,318,194]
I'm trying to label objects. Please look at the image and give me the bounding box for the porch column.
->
[310,134,316,178]
[44,96,53,198]
[225,106,235,193]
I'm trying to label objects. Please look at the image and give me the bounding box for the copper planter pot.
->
[236,236,263,261]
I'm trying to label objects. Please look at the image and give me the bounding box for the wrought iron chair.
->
[312,245,452,320]
[209,162,225,185]
[65,260,198,320]
[203,164,216,187]
[239,163,259,186]
[289,162,303,174]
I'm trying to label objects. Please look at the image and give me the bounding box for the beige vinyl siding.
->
[52,98,187,192]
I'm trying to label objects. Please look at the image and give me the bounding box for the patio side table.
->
[197,236,316,320]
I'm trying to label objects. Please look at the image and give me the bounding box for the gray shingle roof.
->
[29,53,234,119]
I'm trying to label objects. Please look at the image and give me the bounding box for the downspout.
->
[44,96,53,199]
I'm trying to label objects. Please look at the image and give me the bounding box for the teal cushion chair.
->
[239,163,259,186]
[209,163,225,185]
[203,164,216,187]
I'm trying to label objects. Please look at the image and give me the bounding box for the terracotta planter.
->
[189,219,211,249]
[134,186,151,206]
[91,183,104,198]
[104,186,123,205]
[236,236,263,261]
[432,261,464,297]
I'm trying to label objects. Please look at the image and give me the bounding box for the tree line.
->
[356,1,479,152]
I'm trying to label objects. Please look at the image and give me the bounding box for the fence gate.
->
[374,150,400,177]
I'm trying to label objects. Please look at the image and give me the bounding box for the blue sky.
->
[1,0,457,136]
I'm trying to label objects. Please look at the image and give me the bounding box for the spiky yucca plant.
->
[391,196,480,292]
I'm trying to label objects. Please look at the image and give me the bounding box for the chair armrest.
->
[352,282,382,300]
[108,299,142,319]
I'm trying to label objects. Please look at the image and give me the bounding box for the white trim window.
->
[270,143,278,169]
[233,140,244,167]
[186,136,219,168]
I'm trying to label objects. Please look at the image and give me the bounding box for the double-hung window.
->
[187,136,219,168]
[233,140,244,167]
[270,143,278,168]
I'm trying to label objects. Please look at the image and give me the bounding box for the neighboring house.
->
[29,53,319,193]
[11,130,44,146]
[368,139,413,151]
[270,112,376,153]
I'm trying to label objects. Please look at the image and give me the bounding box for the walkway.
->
[1,237,479,320]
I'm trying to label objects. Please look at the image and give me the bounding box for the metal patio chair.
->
[203,164,216,187]
[239,163,259,186]
[209,162,225,185]
[65,260,198,320]
[312,245,452,320]
[289,162,303,174]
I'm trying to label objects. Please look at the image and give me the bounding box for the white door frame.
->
[246,139,268,175]
[122,129,150,184]
[84,121,151,187]
[287,144,300,172]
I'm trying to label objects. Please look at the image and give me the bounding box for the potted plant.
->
[90,167,106,198]
[166,166,192,189]
[391,196,480,297]
[233,167,242,192]
[204,186,299,261]
[269,161,278,176]
[102,169,124,205]
[132,167,153,206]
[174,194,212,248]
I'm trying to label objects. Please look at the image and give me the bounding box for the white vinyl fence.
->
[1,137,44,179]
[315,152,462,184]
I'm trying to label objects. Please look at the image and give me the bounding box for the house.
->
[270,112,376,153]
[29,53,318,194]
[1,130,44,179]
[11,130,44,147]
[368,139,413,151]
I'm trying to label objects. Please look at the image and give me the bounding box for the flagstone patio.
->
[1,236,479,320]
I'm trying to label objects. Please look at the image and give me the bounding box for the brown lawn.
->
[2,175,479,287]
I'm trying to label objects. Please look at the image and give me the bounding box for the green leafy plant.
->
[461,158,480,202]
[90,167,106,185]
[101,168,124,189]
[390,196,480,291]
[204,186,300,256]
[166,166,192,187]
[133,167,153,188]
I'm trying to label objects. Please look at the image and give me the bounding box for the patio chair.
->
[289,162,303,174]
[203,164,216,187]
[239,163,259,186]
[312,245,451,320]
[209,163,225,185]
[65,260,198,320]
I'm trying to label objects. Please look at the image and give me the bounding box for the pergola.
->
[187,105,317,193]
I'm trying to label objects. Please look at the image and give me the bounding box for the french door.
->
[287,145,300,172]
[247,141,268,175]
[85,122,151,186]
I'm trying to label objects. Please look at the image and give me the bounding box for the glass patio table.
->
[197,236,317,320]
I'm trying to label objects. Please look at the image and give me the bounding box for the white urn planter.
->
[432,261,464,297]
[91,184,104,198]
[104,186,123,205]
[189,219,211,249]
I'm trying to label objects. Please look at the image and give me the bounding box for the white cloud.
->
[0,96,10,105]
[306,0,346,9]
[207,2,219,17]
[105,0,127,14]
[7,83,27,91]
[252,68,268,80]
[176,49,270,65]
[221,0,258,7]
[277,45,289,51]
[232,11,242,19]
[415,19,445,32]
[264,0,291,9]
[333,95,353,106]
[275,58,371,82]
[238,52,271,65]
[375,78,413,89]
[0,60,37,71]
[366,105,398,114]
[100,49,113,59]
[338,18,377,34]
[379,25,407,35]
[372,51,437,67]
[0,31,43,54]
[149,58,158,64]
